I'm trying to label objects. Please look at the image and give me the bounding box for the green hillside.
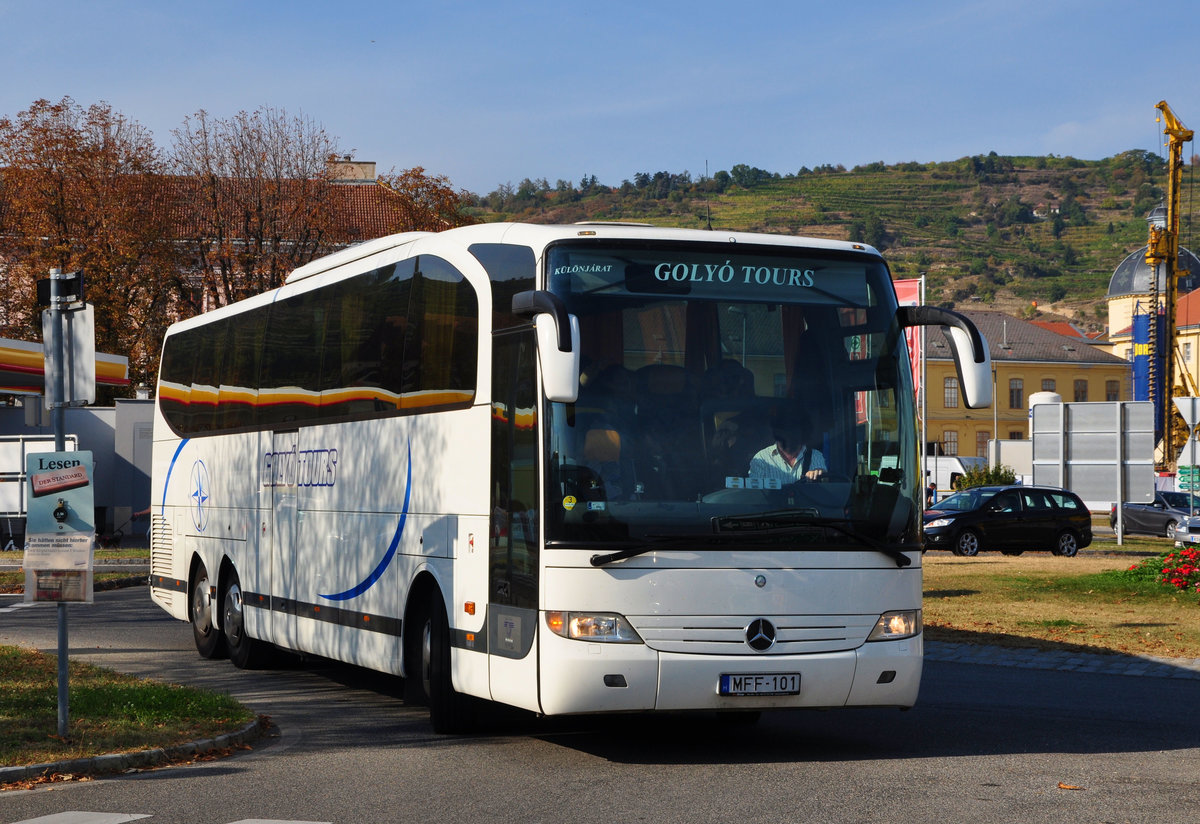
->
[470,151,1196,333]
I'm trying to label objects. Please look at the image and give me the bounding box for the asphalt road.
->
[2,587,1199,824]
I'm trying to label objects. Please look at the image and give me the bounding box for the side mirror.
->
[535,313,580,402]
[513,290,581,403]
[897,305,992,409]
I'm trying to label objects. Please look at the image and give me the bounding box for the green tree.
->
[864,213,887,249]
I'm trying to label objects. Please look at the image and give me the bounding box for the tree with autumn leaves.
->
[0,97,475,392]
[170,106,345,308]
[0,98,182,390]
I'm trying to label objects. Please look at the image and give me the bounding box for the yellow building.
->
[925,310,1132,457]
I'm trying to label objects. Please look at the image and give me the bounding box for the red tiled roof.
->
[1180,289,1200,329]
[1030,320,1089,339]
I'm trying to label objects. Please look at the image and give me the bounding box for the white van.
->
[924,455,988,503]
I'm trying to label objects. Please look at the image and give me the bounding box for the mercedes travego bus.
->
[149,222,991,732]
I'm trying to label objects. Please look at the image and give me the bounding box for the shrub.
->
[1121,550,1200,597]
[957,463,1017,489]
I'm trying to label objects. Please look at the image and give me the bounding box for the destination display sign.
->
[548,245,873,305]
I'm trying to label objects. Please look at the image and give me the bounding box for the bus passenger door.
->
[488,332,542,713]
[267,429,299,649]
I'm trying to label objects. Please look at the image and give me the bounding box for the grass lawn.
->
[923,552,1200,658]
[0,645,254,771]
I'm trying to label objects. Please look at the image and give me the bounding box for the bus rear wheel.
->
[190,561,227,659]
[420,592,474,734]
[222,570,269,669]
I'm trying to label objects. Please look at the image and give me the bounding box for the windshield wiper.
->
[586,534,742,567]
[712,511,915,568]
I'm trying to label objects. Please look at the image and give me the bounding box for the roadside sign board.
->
[1031,401,1155,509]
[40,303,96,408]
[1178,433,1200,492]
[24,450,95,603]
[1175,397,1200,428]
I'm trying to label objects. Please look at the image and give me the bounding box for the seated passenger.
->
[748,407,826,483]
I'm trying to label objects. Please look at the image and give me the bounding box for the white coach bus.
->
[150,222,990,732]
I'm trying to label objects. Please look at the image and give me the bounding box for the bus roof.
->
[284,223,881,284]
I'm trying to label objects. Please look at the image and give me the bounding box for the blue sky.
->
[2,0,1198,195]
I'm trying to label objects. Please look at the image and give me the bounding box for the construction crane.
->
[1146,100,1193,469]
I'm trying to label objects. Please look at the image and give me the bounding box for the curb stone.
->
[0,715,267,787]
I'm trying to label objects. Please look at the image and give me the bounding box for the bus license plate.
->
[719,672,801,696]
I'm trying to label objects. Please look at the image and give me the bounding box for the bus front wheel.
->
[420,592,474,734]
[190,560,227,659]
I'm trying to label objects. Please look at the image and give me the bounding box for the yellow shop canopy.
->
[0,337,129,395]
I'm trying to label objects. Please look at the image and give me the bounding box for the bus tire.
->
[190,560,227,659]
[222,569,269,669]
[421,592,474,734]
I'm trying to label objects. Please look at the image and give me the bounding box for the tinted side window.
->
[405,255,478,406]
[259,290,324,427]
[1021,490,1055,511]
[990,492,1019,512]
[319,262,412,419]
[159,331,198,431]
[159,256,479,436]
[1050,492,1081,511]
[188,319,228,433]
[470,243,536,332]
[218,318,263,431]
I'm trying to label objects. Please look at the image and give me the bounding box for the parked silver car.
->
[1109,491,1200,539]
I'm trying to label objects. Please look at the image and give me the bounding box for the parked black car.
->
[1109,491,1200,539]
[923,485,1092,557]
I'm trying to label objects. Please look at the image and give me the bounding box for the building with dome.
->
[1105,205,1200,448]
[1105,205,1200,342]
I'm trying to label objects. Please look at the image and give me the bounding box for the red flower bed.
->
[1158,546,1200,594]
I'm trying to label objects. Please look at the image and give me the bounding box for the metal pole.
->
[919,277,927,476]
[1116,403,1125,547]
[48,269,66,453]
[48,268,69,738]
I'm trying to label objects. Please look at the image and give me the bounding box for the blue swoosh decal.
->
[318,441,411,601]
[161,438,190,517]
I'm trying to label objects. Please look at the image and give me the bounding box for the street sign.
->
[24,450,95,603]
[1179,434,1200,492]
[1176,397,1200,428]
[35,270,84,306]
[41,304,96,408]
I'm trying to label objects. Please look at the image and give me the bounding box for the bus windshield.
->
[543,240,919,551]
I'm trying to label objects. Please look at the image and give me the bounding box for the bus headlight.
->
[867,609,922,641]
[545,611,643,643]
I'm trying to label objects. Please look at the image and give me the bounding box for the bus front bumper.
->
[537,629,923,716]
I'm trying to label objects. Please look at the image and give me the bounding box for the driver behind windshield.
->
[749,406,827,483]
